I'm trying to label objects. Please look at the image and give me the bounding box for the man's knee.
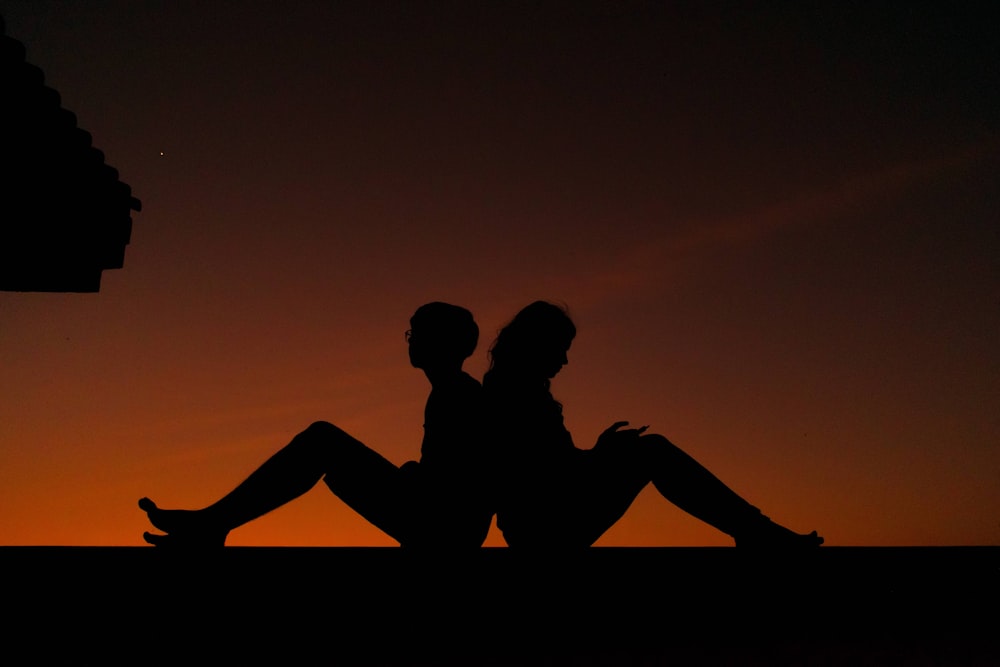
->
[294,421,358,455]
[302,420,345,438]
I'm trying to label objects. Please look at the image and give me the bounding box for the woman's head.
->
[488,301,576,381]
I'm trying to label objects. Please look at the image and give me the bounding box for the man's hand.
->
[595,421,649,449]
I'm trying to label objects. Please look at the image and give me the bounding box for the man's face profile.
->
[407,321,439,370]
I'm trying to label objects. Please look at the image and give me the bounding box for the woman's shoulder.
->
[484,381,562,422]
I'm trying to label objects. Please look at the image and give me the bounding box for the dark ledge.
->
[3,546,997,664]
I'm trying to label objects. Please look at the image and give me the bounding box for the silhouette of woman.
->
[140,302,493,548]
[483,301,823,548]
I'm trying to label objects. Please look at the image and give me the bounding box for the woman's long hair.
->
[485,301,576,394]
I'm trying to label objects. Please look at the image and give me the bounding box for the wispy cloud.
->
[566,138,1000,309]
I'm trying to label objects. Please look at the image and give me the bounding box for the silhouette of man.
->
[139,302,492,548]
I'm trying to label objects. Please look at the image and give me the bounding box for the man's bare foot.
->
[139,497,200,533]
[142,530,226,548]
[139,497,228,547]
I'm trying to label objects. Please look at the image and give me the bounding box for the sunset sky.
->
[1,1,997,547]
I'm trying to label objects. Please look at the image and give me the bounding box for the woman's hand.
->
[595,421,649,449]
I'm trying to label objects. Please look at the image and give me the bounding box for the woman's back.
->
[483,370,581,545]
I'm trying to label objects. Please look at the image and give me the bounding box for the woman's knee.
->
[641,433,697,468]
[644,433,687,452]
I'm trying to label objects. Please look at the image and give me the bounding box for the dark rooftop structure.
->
[1,15,141,293]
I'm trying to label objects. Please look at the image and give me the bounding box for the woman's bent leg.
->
[642,434,821,546]
[550,434,821,547]
[507,449,651,548]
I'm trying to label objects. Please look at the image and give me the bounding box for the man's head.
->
[407,302,478,370]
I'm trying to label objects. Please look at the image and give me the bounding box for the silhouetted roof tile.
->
[1,15,141,292]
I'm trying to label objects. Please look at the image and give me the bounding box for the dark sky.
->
[2,1,998,546]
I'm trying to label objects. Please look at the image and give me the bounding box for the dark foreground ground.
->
[3,546,997,665]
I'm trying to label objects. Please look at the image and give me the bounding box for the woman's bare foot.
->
[736,516,824,549]
[139,497,228,547]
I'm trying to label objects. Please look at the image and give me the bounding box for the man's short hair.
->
[410,302,478,360]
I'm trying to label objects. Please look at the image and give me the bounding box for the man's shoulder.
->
[424,371,483,431]
[457,371,483,391]
[435,371,482,393]
[427,371,482,406]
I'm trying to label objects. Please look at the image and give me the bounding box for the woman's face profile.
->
[534,336,572,379]
[497,303,576,381]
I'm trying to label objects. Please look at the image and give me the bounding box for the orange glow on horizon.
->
[1,3,998,548]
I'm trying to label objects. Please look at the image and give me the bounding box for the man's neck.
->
[423,363,464,388]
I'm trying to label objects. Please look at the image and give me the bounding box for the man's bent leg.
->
[142,421,409,544]
[320,431,415,545]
